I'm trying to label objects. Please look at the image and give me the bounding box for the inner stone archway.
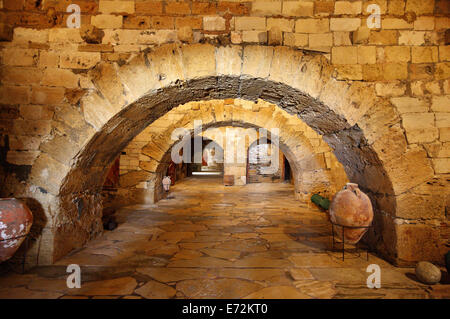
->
[20,44,437,266]
[108,98,348,207]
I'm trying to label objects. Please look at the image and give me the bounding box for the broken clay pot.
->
[0,198,33,263]
[329,183,373,244]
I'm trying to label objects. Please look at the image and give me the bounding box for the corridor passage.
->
[0,177,446,299]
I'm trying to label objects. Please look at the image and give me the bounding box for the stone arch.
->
[113,98,346,206]
[27,43,434,265]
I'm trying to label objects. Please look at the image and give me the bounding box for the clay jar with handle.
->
[329,183,373,244]
[0,198,33,263]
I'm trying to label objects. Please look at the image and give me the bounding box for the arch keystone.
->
[215,45,243,77]
[242,45,274,79]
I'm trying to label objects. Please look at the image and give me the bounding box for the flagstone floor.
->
[0,176,448,299]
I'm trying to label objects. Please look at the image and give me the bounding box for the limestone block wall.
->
[0,0,448,265]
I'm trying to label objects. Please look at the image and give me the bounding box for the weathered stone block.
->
[0,23,13,42]
[41,68,79,88]
[382,18,413,29]
[203,16,226,31]
[91,14,123,29]
[137,30,176,45]
[1,66,42,85]
[215,45,243,77]
[81,90,118,131]
[99,0,135,14]
[433,158,450,173]
[440,127,450,142]
[409,63,435,80]
[175,17,202,30]
[78,44,114,53]
[385,147,434,195]
[178,26,193,43]
[361,64,382,81]
[314,1,334,16]
[148,16,174,30]
[135,1,163,14]
[371,125,408,165]
[431,96,450,112]
[2,48,38,66]
[251,1,281,16]
[405,0,435,14]
[383,46,411,62]
[13,119,52,136]
[391,97,428,113]
[282,1,314,17]
[383,63,408,80]
[267,18,294,32]
[375,82,406,96]
[6,150,40,165]
[357,46,376,64]
[123,16,151,29]
[334,32,352,46]
[398,31,425,45]
[242,31,267,43]
[295,19,329,34]
[440,46,450,62]
[31,86,65,105]
[242,46,273,78]
[435,17,449,31]
[424,142,450,158]
[402,113,438,143]
[38,51,60,68]
[435,113,450,128]
[367,30,396,46]
[283,33,308,47]
[49,28,83,43]
[387,0,404,14]
[13,27,47,43]
[181,44,216,79]
[192,2,216,15]
[29,153,70,195]
[351,26,370,44]
[335,1,362,14]
[80,25,105,44]
[19,104,54,120]
[396,223,442,264]
[435,62,450,80]
[166,1,191,15]
[60,52,101,69]
[412,46,439,63]
[308,33,332,50]
[0,85,30,104]
[363,0,388,14]
[9,135,41,151]
[414,17,435,30]
[335,65,363,80]
[235,17,266,31]
[332,46,358,64]
[330,18,361,32]
[411,81,426,96]
[268,27,282,46]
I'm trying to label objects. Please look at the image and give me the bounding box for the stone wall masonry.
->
[0,0,448,266]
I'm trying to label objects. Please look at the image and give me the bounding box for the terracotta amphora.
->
[329,183,373,244]
[0,198,33,263]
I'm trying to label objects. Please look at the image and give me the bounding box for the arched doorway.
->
[18,44,435,266]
